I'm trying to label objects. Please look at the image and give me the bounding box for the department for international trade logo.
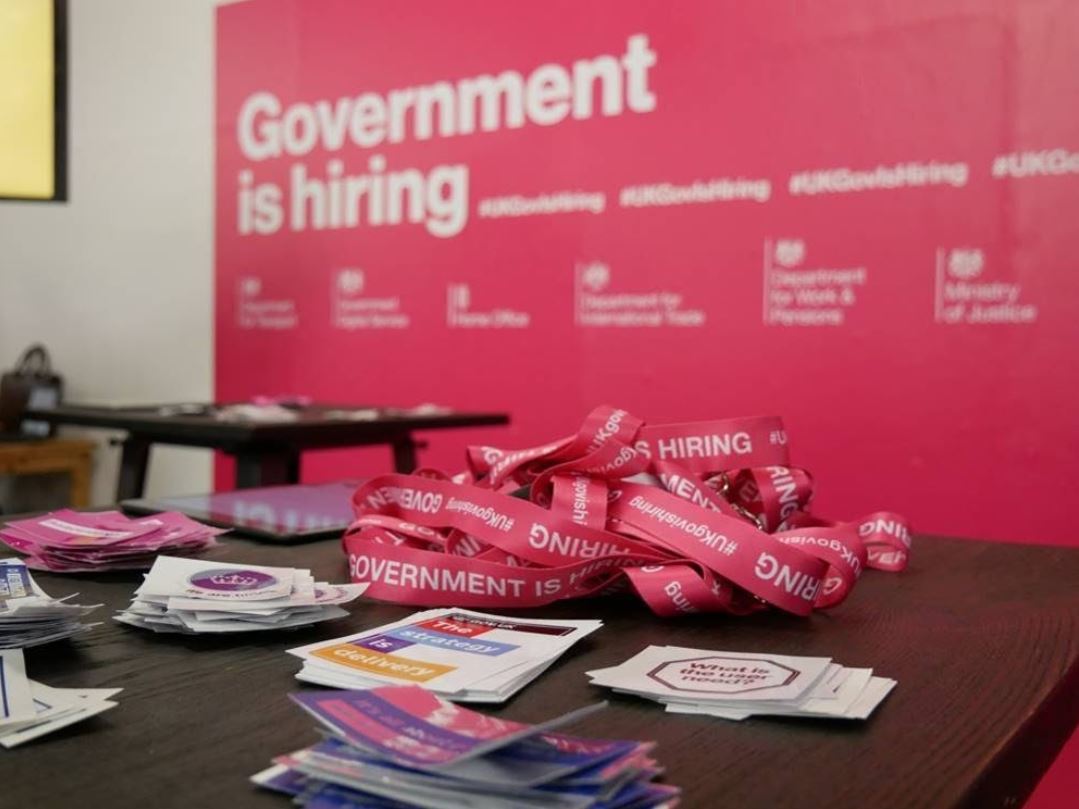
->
[947,248,984,280]
[188,568,278,593]
[239,276,262,297]
[337,268,365,295]
[579,261,611,292]
[773,239,806,268]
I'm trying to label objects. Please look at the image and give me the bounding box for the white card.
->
[0,650,35,725]
[289,608,601,695]
[588,646,832,704]
[137,556,295,601]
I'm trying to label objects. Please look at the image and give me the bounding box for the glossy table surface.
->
[2,533,1077,809]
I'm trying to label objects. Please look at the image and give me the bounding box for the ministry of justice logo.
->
[188,568,278,593]
[578,261,611,292]
[337,268,365,295]
[773,239,806,268]
[947,248,984,280]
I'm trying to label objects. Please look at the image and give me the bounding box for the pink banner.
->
[215,0,1079,546]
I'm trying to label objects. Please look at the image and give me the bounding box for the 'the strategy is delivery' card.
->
[288,609,602,701]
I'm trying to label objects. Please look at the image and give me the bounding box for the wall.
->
[0,0,217,504]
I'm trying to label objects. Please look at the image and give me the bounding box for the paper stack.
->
[288,608,602,702]
[253,685,680,809]
[0,649,120,748]
[0,509,223,572]
[114,556,366,634]
[587,646,896,721]
[0,558,99,648]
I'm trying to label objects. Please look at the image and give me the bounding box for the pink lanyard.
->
[343,405,910,617]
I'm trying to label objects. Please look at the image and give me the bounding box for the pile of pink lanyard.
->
[344,406,910,617]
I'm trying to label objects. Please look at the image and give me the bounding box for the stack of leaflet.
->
[0,509,223,572]
[0,650,120,748]
[114,556,366,634]
[588,646,896,721]
[253,685,680,809]
[288,608,602,703]
[0,558,99,648]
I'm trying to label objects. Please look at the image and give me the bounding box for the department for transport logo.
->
[946,248,984,280]
[239,277,262,297]
[337,268,365,295]
[773,239,806,268]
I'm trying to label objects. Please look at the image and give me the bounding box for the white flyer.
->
[137,556,296,602]
[587,645,833,704]
[289,608,602,695]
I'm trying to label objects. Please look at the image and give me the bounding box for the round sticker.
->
[188,568,278,593]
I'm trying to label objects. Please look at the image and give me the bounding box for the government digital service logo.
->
[336,268,365,295]
[188,568,278,592]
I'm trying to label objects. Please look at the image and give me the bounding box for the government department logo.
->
[579,261,610,292]
[447,283,471,310]
[188,568,278,592]
[239,277,262,297]
[947,248,984,279]
[337,268,365,295]
[773,239,806,268]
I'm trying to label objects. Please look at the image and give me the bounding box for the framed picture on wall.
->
[0,0,67,202]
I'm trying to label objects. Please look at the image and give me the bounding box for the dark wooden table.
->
[3,534,1077,809]
[26,404,509,499]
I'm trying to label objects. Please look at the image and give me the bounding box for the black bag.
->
[0,345,64,436]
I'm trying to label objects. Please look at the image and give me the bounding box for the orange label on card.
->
[312,644,456,683]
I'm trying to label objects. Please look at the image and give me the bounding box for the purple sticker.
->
[188,568,278,592]
[354,633,414,654]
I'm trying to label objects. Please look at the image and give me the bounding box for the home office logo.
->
[188,568,278,593]
[574,260,705,328]
[946,248,983,280]
[446,283,530,328]
[235,275,298,330]
[773,239,806,269]
[331,267,409,330]
[934,247,1037,325]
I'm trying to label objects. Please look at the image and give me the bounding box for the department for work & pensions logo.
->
[773,239,806,268]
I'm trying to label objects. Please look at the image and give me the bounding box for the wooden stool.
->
[0,438,95,508]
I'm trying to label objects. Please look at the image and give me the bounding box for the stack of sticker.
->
[114,556,366,634]
[587,646,896,721]
[253,685,680,809]
[0,558,99,649]
[0,509,223,572]
[0,650,120,748]
[288,608,602,702]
